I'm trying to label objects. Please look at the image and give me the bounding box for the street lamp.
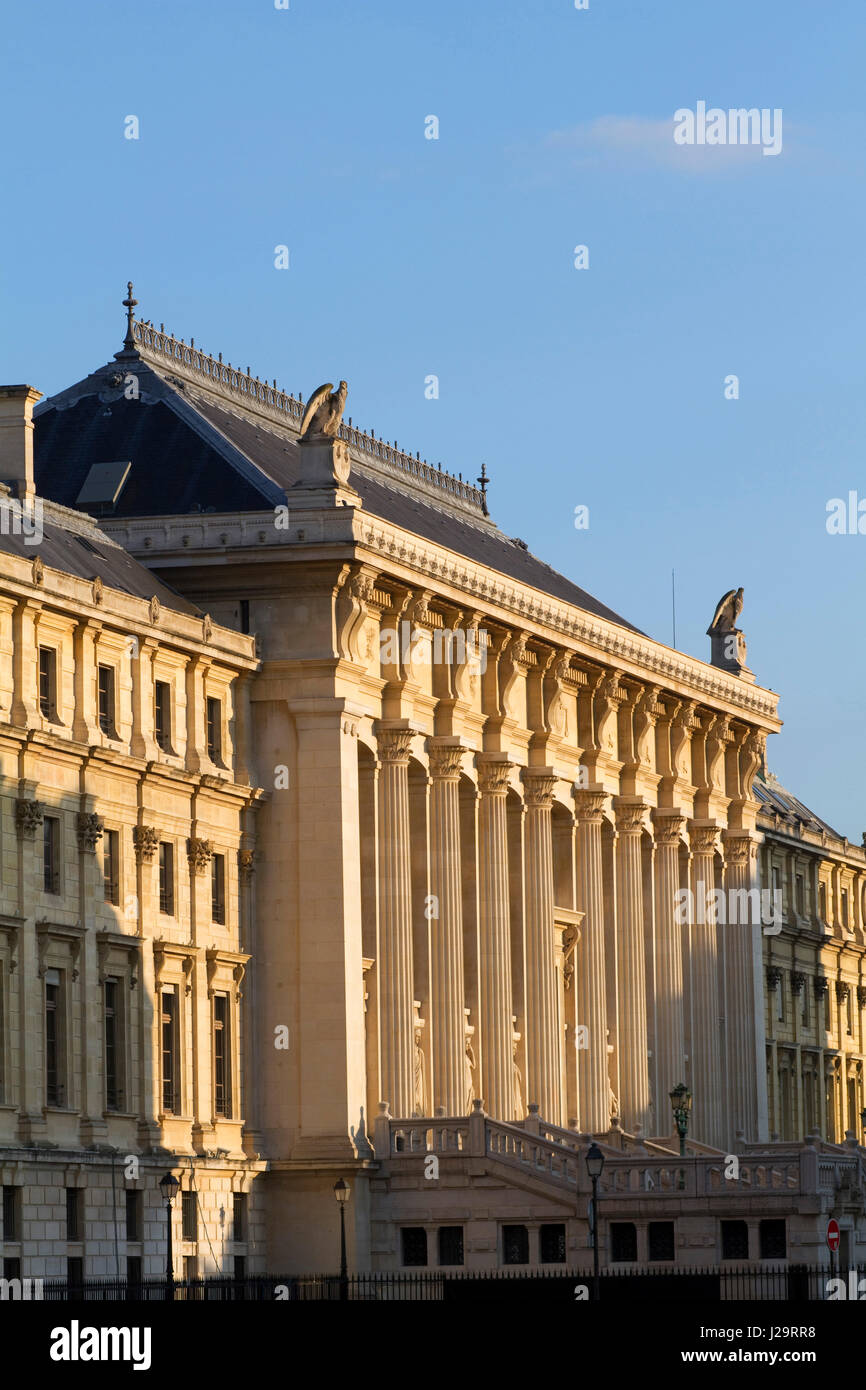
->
[158,1172,179,1301]
[334,1179,350,1302]
[670,1083,692,1191]
[860,1107,866,1143]
[585,1142,605,1302]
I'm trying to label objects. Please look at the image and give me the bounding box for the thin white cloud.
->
[541,113,789,173]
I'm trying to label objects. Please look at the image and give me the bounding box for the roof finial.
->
[477,462,489,516]
[122,281,138,351]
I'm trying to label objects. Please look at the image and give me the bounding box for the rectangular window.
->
[801,983,810,1026]
[214,994,231,1118]
[0,963,4,1102]
[502,1224,529,1266]
[66,1256,84,1291]
[45,968,64,1106]
[400,1227,428,1267]
[233,1254,246,1281]
[796,874,805,915]
[539,1223,566,1264]
[721,1219,749,1261]
[206,696,222,762]
[847,992,854,1036]
[161,989,178,1114]
[239,599,250,634]
[759,1219,787,1260]
[43,816,59,894]
[2,1187,19,1242]
[211,854,226,925]
[66,1189,82,1242]
[842,889,849,929]
[125,1190,141,1243]
[104,978,123,1110]
[154,680,171,751]
[648,1221,676,1262]
[126,1255,142,1293]
[438,1225,464,1266]
[38,646,57,719]
[777,975,785,1022]
[158,842,174,915]
[2,1258,21,1281]
[97,664,115,735]
[103,829,119,905]
[232,1193,247,1243]
[182,1191,197,1243]
[183,1255,198,1282]
[610,1222,638,1263]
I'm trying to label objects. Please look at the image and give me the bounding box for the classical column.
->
[613,798,651,1133]
[377,726,416,1116]
[723,829,768,1142]
[523,770,561,1124]
[688,820,724,1148]
[427,739,466,1114]
[651,809,686,1119]
[575,787,609,1135]
[477,755,514,1121]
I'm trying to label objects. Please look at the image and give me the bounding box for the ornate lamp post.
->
[158,1172,179,1301]
[670,1083,692,1190]
[333,1179,350,1302]
[860,1107,866,1143]
[585,1143,605,1301]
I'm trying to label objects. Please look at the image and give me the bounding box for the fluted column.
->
[477,755,515,1120]
[613,797,651,1133]
[688,820,724,1148]
[723,829,768,1142]
[575,787,609,1134]
[428,739,466,1113]
[523,770,560,1123]
[651,809,687,1118]
[377,726,415,1116]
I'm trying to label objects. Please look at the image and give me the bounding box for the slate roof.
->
[32,329,642,634]
[0,496,199,614]
[755,773,844,841]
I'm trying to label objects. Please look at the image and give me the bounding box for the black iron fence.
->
[7,1264,853,1302]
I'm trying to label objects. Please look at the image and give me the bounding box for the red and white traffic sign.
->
[827,1219,840,1252]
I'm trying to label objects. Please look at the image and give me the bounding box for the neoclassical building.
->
[0,383,262,1282]
[0,294,863,1278]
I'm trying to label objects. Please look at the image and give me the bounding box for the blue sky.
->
[2,0,865,833]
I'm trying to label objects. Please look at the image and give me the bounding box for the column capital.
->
[522,767,557,810]
[427,737,469,781]
[612,796,647,834]
[689,819,720,855]
[574,785,608,822]
[476,754,514,795]
[721,828,758,866]
[652,807,686,845]
[375,722,416,763]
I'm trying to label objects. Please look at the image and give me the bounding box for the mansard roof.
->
[0,494,199,615]
[755,771,848,845]
[33,311,641,634]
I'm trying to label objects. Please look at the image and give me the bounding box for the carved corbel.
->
[593,670,626,760]
[335,563,381,664]
[632,684,661,768]
[703,713,731,796]
[542,649,571,740]
[670,701,697,784]
[741,729,767,798]
[497,631,530,722]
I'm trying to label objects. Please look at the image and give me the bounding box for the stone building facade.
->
[758,775,866,1146]
[0,384,262,1280]
[0,298,863,1279]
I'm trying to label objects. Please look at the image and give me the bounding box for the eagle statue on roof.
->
[298,381,348,441]
[707,586,744,635]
